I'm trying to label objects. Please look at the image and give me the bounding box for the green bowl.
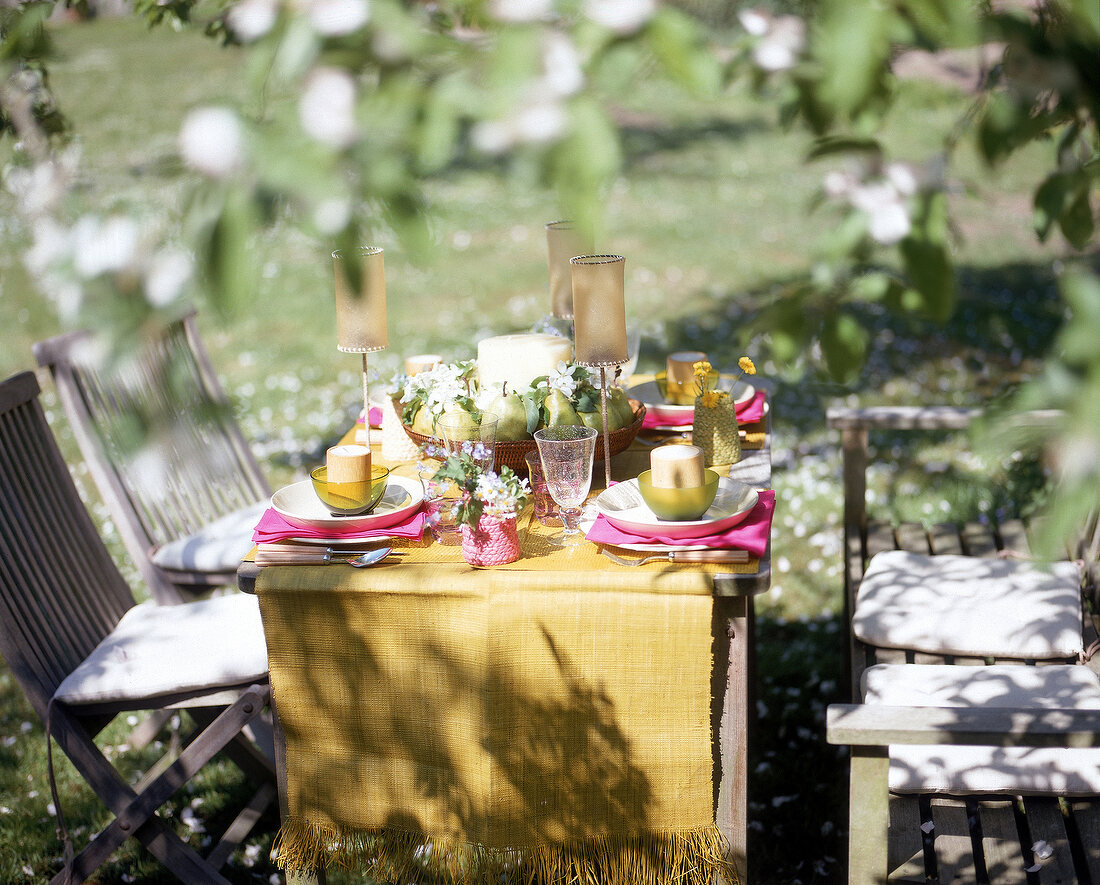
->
[310,464,390,516]
[637,468,721,521]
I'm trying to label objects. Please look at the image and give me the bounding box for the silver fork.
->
[600,548,749,566]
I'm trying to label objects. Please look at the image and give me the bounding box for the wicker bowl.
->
[398,399,646,474]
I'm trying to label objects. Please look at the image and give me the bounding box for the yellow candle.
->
[649,444,705,489]
[326,444,371,484]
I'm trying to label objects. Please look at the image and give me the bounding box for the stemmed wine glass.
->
[533,425,598,546]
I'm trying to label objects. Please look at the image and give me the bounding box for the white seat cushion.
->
[54,592,268,706]
[854,551,1082,659]
[150,501,268,573]
[863,663,1100,795]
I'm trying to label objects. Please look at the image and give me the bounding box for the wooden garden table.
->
[238,408,771,883]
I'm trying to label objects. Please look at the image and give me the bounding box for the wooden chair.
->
[34,309,271,605]
[0,370,277,884]
[825,405,1100,883]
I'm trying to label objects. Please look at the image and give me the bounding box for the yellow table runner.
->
[257,556,739,884]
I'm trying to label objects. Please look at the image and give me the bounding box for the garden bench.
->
[824,405,1100,884]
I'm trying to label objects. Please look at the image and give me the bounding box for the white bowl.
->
[272,473,423,533]
[595,476,759,540]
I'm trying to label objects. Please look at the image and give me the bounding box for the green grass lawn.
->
[0,13,1079,884]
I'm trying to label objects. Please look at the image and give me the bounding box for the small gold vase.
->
[693,395,741,466]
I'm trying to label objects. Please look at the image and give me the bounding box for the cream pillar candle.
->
[405,353,443,376]
[665,350,708,401]
[649,444,705,489]
[326,444,371,483]
[477,334,573,392]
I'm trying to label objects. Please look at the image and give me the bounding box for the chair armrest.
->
[826,405,980,432]
[827,703,1100,749]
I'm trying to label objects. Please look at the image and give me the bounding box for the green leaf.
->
[646,7,721,98]
[899,192,954,321]
[820,312,868,383]
[811,0,892,121]
[1059,189,1095,250]
[806,136,883,161]
[1033,172,1073,241]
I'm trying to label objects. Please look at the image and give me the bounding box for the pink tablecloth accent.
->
[585,489,774,557]
[641,391,767,430]
[356,406,384,428]
[252,507,427,543]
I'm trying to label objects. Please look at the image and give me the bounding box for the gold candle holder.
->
[333,246,388,448]
[570,254,628,488]
[545,221,592,320]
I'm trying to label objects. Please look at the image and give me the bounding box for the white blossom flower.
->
[850,182,911,245]
[307,0,370,37]
[299,67,358,148]
[541,32,584,97]
[752,15,805,72]
[144,247,193,308]
[25,217,72,276]
[72,215,139,279]
[312,197,351,234]
[585,0,656,34]
[179,107,245,178]
[737,9,770,36]
[886,162,918,196]
[513,101,567,144]
[471,119,515,154]
[546,361,579,397]
[227,0,278,42]
[490,0,551,22]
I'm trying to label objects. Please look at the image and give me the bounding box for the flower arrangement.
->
[693,357,757,408]
[424,442,530,528]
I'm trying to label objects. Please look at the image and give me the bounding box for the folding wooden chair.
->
[0,371,276,884]
[34,308,271,605]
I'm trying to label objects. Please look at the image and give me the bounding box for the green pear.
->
[484,392,529,441]
[410,404,437,436]
[578,409,604,432]
[609,387,636,428]
[544,390,583,427]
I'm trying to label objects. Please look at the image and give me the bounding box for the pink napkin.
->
[356,406,384,428]
[641,391,767,430]
[585,489,774,557]
[252,507,427,543]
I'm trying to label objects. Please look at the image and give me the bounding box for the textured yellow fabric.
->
[257,557,737,883]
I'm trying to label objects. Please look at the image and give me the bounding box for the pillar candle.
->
[326,444,371,484]
[404,353,443,376]
[570,254,628,367]
[650,444,705,489]
[333,246,387,353]
[477,334,573,392]
[667,351,707,387]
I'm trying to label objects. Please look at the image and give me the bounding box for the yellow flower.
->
[700,390,722,408]
[738,357,756,376]
[692,360,713,379]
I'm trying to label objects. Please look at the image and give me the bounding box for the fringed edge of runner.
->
[273,818,741,885]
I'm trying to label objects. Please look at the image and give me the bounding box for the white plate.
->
[645,400,769,433]
[595,476,759,540]
[628,377,754,426]
[271,474,423,533]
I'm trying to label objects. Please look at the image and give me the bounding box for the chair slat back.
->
[34,311,270,567]
[0,372,135,720]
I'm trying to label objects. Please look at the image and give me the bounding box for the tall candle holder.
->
[545,221,592,320]
[333,246,387,449]
[569,254,628,489]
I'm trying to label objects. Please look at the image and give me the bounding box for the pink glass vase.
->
[461,512,521,567]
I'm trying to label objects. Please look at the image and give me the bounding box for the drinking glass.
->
[533,425,598,546]
[438,413,498,471]
[523,449,559,526]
